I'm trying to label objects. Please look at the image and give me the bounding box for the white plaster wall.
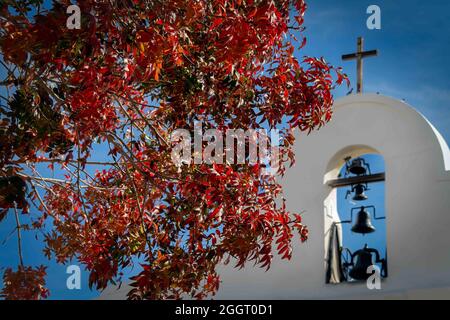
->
[214,93,450,299]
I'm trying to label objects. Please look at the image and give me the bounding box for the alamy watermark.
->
[366,265,382,290]
[367,5,381,30]
[170,121,280,175]
[66,265,81,290]
[66,5,81,30]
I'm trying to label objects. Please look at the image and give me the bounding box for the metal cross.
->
[342,37,378,93]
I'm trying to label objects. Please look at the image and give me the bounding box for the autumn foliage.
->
[0,0,346,299]
[0,265,49,300]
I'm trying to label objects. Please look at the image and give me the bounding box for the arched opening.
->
[324,147,388,284]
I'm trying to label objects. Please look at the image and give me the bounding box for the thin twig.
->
[13,205,24,267]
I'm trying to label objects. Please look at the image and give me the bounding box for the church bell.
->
[344,244,387,281]
[351,206,376,234]
[348,244,376,281]
[346,183,369,201]
[345,157,371,176]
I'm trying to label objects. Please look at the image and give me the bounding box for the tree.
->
[0,0,347,300]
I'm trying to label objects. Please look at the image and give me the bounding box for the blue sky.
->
[301,0,450,143]
[1,0,450,298]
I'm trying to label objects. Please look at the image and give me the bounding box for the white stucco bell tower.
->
[215,93,450,299]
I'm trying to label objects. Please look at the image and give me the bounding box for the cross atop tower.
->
[342,37,378,93]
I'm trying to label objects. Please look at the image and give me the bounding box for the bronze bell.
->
[349,244,375,281]
[346,183,369,201]
[352,184,368,201]
[344,244,387,281]
[345,157,371,176]
[351,206,376,234]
